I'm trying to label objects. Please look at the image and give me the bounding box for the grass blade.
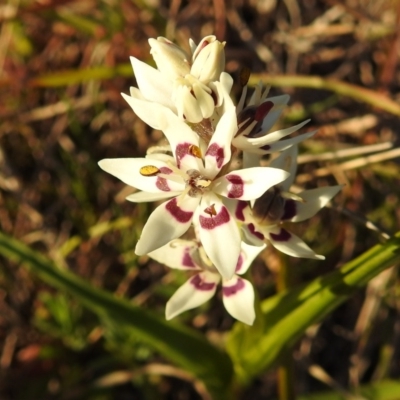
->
[0,231,233,398]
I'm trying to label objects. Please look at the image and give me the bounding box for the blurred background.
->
[1,0,400,399]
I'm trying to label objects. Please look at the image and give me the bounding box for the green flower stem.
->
[227,233,400,385]
[276,256,296,400]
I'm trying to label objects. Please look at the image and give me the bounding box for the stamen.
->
[281,191,305,203]
[176,188,190,206]
[197,179,212,188]
[189,144,202,158]
[198,246,214,269]
[140,165,160,176]
[204,204,217,217]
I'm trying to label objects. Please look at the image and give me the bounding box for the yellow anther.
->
[197,179,212,188]
[204,203,216,217]
[139,165,160,176]
[189,145,202,158]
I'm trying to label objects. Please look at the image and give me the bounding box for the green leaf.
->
[297,379,400,400]
[29,64,132,87]
[0,232,233,398]
[227,233,400,384]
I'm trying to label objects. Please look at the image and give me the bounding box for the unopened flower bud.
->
[149,37,190,80]
[191,36,226,83]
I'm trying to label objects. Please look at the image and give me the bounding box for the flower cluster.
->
[99,36,341,325]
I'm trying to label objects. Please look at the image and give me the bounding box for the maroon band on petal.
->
[156,167,173,191]
[222,278,245,297]
[205,143,225,169]
[248,223,264,240]
[226,174,244,198]
[235,201,247,221]
[270,228,291,242]
[166,198,193,223]
[199,206,230,230]
[255,101,273,122]
[176,143,195,168]
[182,248,197,268]
[190,274,216,291]
[282,199,297,220]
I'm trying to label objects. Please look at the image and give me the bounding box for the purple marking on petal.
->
[199,206,230,230]
[235,201,247,221]
[156,167,173,191]
[198,40,210,51]
[175,142,194,168]
[235,254,244,273]
[223,278,245,297]
[270,228,291,242]
[226,174,244,199]
[190,274,216,291]
[248,223,264,240]
[205,143,224,169]
[282,199,297,220]
[260,144,271,151]
[182,248,196,268]
[255,101,273,122]
[166,198,193,223]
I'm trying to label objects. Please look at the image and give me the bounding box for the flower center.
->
[185,169,212,197]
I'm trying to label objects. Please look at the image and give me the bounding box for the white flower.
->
[149,240,265,325]
[225,80,316,168]
[99,106,289,279]
[233,146,342,259]
[124,35,230,124]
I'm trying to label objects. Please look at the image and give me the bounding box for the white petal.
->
[269,145,298,190]
[257,131,316,155]
[148,240,201,270]
[161,122,203,171]
[290,186,342,222]
[222,276,255,325]
[145,153,174,163]
[194,193,241,280]
[241,223,266,247]
[126,191,180,203]
[191,39,225,82]
[232,125,313,154]
[174,85,203,123]
[148,37,190,79]
[130,57,175,110]
[259,119,310,143]
[215,72,234,107]
[192,83,215,119]
[237,242,266,275]
[98,158,185,193]
[135,196,200,255]
[213,167,290,201]
[123,91,173,130]
[260,95,290,133]
[189,38,197,54]
[242,151,262,169]
[267,227,324,260]
[166,272,220,319]
[205,106,237,178]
